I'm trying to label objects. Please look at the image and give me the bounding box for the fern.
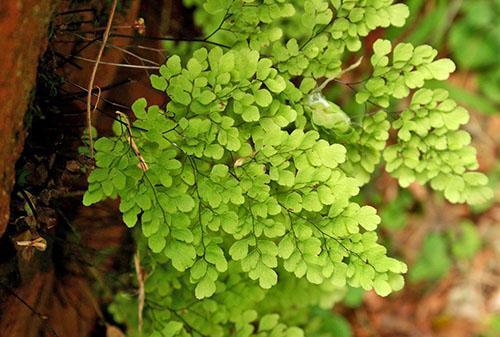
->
[83,1,492,336]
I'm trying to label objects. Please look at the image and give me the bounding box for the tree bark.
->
[0,0,59,236]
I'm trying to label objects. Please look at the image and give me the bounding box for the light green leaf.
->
[388,3,409,27]
[229,240,250,260]
[373,39,391,56]
[357,206,380,231]
[373,277,392,296]
[278,234,295,259]
[259,314,279,332]
[148,233,166,253]
[265,76,286,93]
[150,74,167,91]
[425,59,456,80]
[177,194,195,213]
[131,98,147,118]
[195,274,217,299]
[165,241,196,272]
[242,106,260,122]
[255,89,273,107]
[198,90,216,105]
[161,321,184,337]
[393,43,414,63]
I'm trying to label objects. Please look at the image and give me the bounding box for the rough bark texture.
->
[0,0,58,237]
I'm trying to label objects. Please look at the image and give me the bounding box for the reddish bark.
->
[0,0,59,236]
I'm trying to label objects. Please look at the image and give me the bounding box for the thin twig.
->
[56,78,132,101]
[53,51,83,69]
[110,33,230,49]
[91,86,102,128]
[86,0,118,159]
[0,281,62,337]
[59,25,132,33]
[69,32,160,65]
[203,4,233,41]
[317,57,363,91]
[126,44,169,52]
[76,56,160,69]
[58,37,100,67]
[134,252,145,337]
[116,111,149,171]
[65,79,132,110]
[57,85,143,131]
[56,8,95,16]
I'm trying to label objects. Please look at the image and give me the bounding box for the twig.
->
[53,51,83,69]
[317,57,363,92]
[116,111,149,171]
[86,0,118,159]
[59,25,132,33]
[57,85,142,131]
[56,78,132,101]
[69,32,160,65]
[126,44,169,52]
[64,79,132,110]
[203,4,233,41]
[56,8,95,17]
[134,252,145,337]
[76,56,160,69]
[110,33,230,49]
[57,37,100,67]
[0,281,62,337]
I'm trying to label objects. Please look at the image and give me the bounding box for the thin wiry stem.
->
[86,0,118,159]
[0,281,62,337]
[69,32,160,65]
[76,56,160,69]
[134,252,145,337]
[110,33,231,49]
[317,57,363,91]
[203,3,233,41]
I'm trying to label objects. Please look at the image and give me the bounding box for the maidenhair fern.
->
[83,1,492,336]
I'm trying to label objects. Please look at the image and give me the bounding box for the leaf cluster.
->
[83,1,492,336]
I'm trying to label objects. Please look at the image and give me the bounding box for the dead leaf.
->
[106,325,125,337]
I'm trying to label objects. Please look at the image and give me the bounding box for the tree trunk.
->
[0,0,59,236]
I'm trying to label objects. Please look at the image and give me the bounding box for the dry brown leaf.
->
[106,325,126,337]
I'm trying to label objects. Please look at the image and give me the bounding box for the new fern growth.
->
[83,1,492,336]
